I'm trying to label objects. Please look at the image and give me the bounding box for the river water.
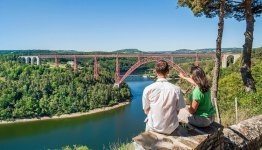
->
[0,78,153,150]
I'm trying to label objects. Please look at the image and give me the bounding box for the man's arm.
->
[142,88,150,115]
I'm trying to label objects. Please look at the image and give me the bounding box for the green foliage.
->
[0,55,131,120]
[233,0,262,21]
[61,145,89,150]
[253,47,262,58]
[109,141,133,150]
[177,0,233,18]
[218,52,262,126]
[177,0,261,20]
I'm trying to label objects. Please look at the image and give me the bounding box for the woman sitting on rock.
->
[178,65,215,127]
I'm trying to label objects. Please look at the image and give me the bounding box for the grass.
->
[58,141,133,150]
[60,145,89,150]
[108,141,133,150]
[220,108,252,127]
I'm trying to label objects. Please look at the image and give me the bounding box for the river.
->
[0,78,153,150]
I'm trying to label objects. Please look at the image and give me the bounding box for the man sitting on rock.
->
[142,60,186,134]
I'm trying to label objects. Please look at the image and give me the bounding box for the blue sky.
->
[0,0,261,51]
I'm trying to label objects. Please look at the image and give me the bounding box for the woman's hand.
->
[179,73,197,86]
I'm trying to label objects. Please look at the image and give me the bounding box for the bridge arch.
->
[22,57,30,64]
[116,57,188,84]
[222,54,241,68]
[18,56,40,65]
[226,55,234,67]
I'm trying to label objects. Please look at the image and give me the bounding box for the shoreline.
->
[0,101,130,125]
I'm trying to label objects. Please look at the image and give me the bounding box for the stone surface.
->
[133,122,224,150]
[132,115,262,150]
[223,115,262,150]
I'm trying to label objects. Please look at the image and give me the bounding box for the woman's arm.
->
[188,100,199,114]
[178,73,197,86]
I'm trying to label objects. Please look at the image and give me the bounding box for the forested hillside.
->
[0,55,131,121]
[218,47,262,126]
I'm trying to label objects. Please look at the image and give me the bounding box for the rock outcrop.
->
[223,115,262,150]
[132,115,262,150]
[133,122,224,150]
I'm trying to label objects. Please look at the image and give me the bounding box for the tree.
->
[212,0,225,104]
[177,0,230,103]
[232,0,262,92]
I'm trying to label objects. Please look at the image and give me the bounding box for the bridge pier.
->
[36,57,40,65]
[30,57,34,65]
[195,50,199,66]
[137,54,141,62]
[74,55,78,72]
[25,57,29,64]
[170,56,174,64]
[94,57,99,79]
[115,54,120,83]
[55,55,59,67]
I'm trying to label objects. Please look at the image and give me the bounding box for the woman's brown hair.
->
[190,65,209,93]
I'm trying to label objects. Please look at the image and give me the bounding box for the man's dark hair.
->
[155,60,169,75]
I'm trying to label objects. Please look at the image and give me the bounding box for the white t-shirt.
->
[142,78,186,134]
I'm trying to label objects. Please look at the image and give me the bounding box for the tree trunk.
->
[211,0,225,103]
[241,0,256,92]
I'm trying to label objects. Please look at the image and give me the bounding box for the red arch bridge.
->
[19,53,217,86]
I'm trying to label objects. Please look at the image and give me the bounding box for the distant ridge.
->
[0,47,244,55]
[146,48,242,54]
[197,48,242,53]
[113,49,144,54]
[111,48,242,54]
[0,50,80,55]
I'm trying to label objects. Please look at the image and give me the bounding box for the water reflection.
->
[0,106,127,141]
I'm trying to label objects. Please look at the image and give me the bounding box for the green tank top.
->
[189,86,215,118]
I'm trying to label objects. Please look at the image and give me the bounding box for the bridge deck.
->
[19,53,216,59]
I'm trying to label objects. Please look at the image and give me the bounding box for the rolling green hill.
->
[113,49,144,54]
